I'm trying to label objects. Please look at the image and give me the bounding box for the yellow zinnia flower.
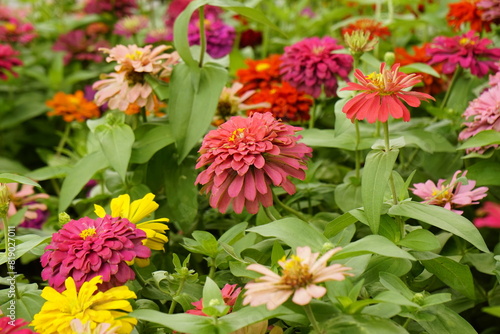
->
[31,276,137,334]
[94,193,169,266]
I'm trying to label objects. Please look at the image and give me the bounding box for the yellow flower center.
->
[280,255,313,288]
[228,128,245,142]
[125,50,143,60]
[366,72,386,89]
[431,185,453,203]
[3,22,16,31]
[80,228,97,239]
[255,63,271,72]
[312,46,325,55]
[459,37,475,46]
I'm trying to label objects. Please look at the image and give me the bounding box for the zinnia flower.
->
[0,17,36,44]
[94,193,169,266]
[31,276,137,334]
[6,183,49,226]
[0,43,22,80]
[113,15,148,38]
[343,30,379,54]
[144,28,171,44]
[478,0,500,21]
[245,82,313,123]
[243,246,353,310]
[70,319,119,334]
[164,0,222,29]
[236,54,283,95]
[53,29,110,65]
[411,170,488,214]
[187,16,236,59]
[489,66,500,87]
[427,30,500,78]
[340,62,434,123]
[458,84,500,153]
[186,284,241,316]
[46,90,101,122]
[280,36,353,98]
[474,202,500,228]
[40,215,151,292]
[195,112,312,214]
[83,0,138,18]
[447,0,492,32]
[0,316,37,334]
[341,19,391,40]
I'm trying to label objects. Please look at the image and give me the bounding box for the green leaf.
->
[397,229,441,251]
[388,201,489,253]
[182,231,219,258]
[360,257,412,285]
[379,272,415,300]
[58,150,109,212]
[332,235,415,260]
[466,161,500,186]
[0,235,51,265]
[324,212,359,238]
[130,124,175,164]
[145,74,170,100]
[168,63,227,162]
[0,285,44,322]
[399,63,440,77]
[48,52,64,90]
[0,173,41,187]
[399,130,456,153]
[25,166,71,181]
[131,309,215,334]
[217,304,290,333]
[320,314,409,334]
[247,217,329,252]
[457,130,500,150]
[362,149,399,234]
[335,180,363,213]
[373,291,419,308]
[415,305,478,334]
[298,128,375,150]
[202,277,228,317]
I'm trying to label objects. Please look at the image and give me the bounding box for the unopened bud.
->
[344,30,379,54]
[321,242,336,253]
[58,212,71,226]
[0,184,10,219]
[208,298,221,307]
[384,52,396,66]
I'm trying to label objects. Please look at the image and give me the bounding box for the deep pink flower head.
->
[0,18,36,44]
[113,15,148,38]
[41,215,151,292]
[164,0,222,29]
[478,0,500,21]
[0,316,37,334]
[187,284,241,316]
[458,84,500,154]
[488,66,500,87]
[53,29,110,65]
[187,17,236,59]
[340,62,434,123]
[83,0,138,18]
[427,30,500,78]
[411,170,488,215]
[474,202,500,228]
[0,44,21,80]
[195,112,313,214]
[280,36,353,98]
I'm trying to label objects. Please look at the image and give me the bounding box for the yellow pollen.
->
[431,185,452,203]
[228,128,245,142]
[459,37,475,46]
[3,22,16,31]
[255,63,271,72]
[79,228,97,239]
[366,72,386,90]
[125,50,143,60]
[280,255,313,288]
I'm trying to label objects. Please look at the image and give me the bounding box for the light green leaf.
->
[332,235,415,260]
[298,128,375,150]
[415,305,478,334]
[217,304,290,333]
[379,272,415,300]
[399,130,456,153]
[25,166,71,181]
[130,124,175,164]
[466,161,500,186]
[320,314,409,334]
[0,173,41,188]
[145,74,170,100]
[399,63,440,77]
[374,291,419,307]
[131,309,215,334]
[457,130,500,150]
[324,212,359,238]
[397,229,441,251]
[0,235,51,265]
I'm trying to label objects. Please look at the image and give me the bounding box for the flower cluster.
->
[83,0,138,18]
[187,16,236,59]
[236,54,283,94]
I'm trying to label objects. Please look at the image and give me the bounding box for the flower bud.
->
[58,212,71,226]
[343,30,379,54]
[384,51,396,66]
[0,183,10,219]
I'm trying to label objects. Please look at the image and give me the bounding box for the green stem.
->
[55,123,71,158]
[273,193,308,222]
[304,304,324,334]
[354,120,361,179]
[198,6,206,67]
[440,67,462,110]
[309,98,322,129]
[1,216,8,251]
[263,205,277,221]
[140,107,148,123]
[261,24,270,59]
[208,258,216,280]
[387,0,394,22]
[169,275,187,314]
[132,264,147,287]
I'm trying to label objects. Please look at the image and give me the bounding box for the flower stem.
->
[263,205,277,221]
[440,67,462,110]
[55,122,71,158]
[169,275,187,314]
[132,264,147,287]
[198,6,206,67]
[304,304,324,334]
[354,120,361,179]
[273,193,308,222]
[387,0,394,22]
[208,257,216,280]
[140,107,148,123]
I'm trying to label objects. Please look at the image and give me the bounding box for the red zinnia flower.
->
[474,202,500,228]
[40,215,151,292]
[447,0,491,32]
[280,36,353,98]
[195,112,312,214]
[341,19,391,40]
[0,316,37,334]
[340,62,435,123]
[0,43,22,80]
[246,82,313,123]
[236,54,283,95]
[187,284,241,316]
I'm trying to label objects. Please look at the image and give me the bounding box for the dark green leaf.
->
[130,124,175,164]
[457,130,500,150]
[466,161,500,186]
[324,212,359,238]
[397,229,441,251]
[415,305,477,334]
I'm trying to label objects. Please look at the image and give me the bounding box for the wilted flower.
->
[280,36,353,98]
[0,17,36,44]
[243,246,353,310]
[447,0,492,32]
[83,0,138,18]
[0,43,22,80]
[53,29,109,65]
[343,30,379,54]
[236,54,283,95]
[478,0,500,21]
[46,90,101,122]
[113,15,148,38]
[245,82,313,123]
[32,276,137,334]
[187,284,241,316]
[195,112,312,214]
[427,30,500,78]
[411,170,488,214]
[187,16,236,58]
[40,215,151,292]
[6,183,49,227]
[340,62,434,123]
[0,316,37,334]
[458,84,500,153]
[474,202,500,228]
[341,19,391,40]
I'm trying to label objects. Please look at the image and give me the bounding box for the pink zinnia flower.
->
[280,36,353,98]
[0,18,36,44]
[83,0,138,18]
[474,202,500,228]
[0,316,37,334]
[187,16,236,58]
[40,215,151,292]
[195,112,312,214]
[488,66,500,87]
[243,246,353,310]
[411,170,488,214]
[186,284,241,316]
[340,62,434,123]
[458,84,500,154]
[113,15,149,38]
[53,29,109,65]
[478,0,500,21]
[144,28,171,44]
[0,43,21,80]
[6,183,49,225]
[164,0,222,29]
[427,30,500,78]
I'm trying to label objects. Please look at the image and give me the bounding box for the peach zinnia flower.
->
[46,90,100,122]
[340,62,434,123]
[243,246,352,310]
[195,112,312,214]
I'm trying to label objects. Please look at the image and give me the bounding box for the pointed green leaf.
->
[131,309,215,334]
[320,314,409,334]
[332,235,415,260]
[415,305,477,334]
[457,130,500,150]
[130,124,174,164]
[399,63,440,77]
[324,212,359,238]
[379,272,415,300]
[0,173,41,188]
[397,229,441,251]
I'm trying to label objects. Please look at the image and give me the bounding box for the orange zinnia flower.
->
[236,54,282,95]
[341,19,391,40]
[446,0,491,32]
[46,90,100,122]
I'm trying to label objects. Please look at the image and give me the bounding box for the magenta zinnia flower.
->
[0,43,21,80]
[40,215,151,292]
[474,201,500,228]
[53,29,109,65]
[0,18,36,44]
[340,62,434,123]
[83,0,138,18]
[188,16,236,58]
[427,30,500,78]
[195,112,312,214]
[458,84,500,153]
[243,246,353,310]
[280,36,353,98]
[187,284,241,316]
[0,316,37,334]
[411,170,488,214]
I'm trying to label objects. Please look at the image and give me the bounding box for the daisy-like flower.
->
[447,0,492,32]
[195,112,312,214]
[343,30,379,55]
[32,276,137,334]
[83,0,138,18]
[0,17,36,44]
[186,284,241,316]
[280,36,353,98]
[0,316,37,334]
[411,170,488,214]
[0,43,22,80]
[474,202,500,228]
[245,82,313,123]
[113,15,148,38]
[187,16,236,59]
[458,84,500,153]
[53,29,110,65]
[340,62,434,123]
[46,90,101,122]
[94,193,169,266]
[478,0,500,21]
[70,319,119,334]
[6,183,49,226]
[243,246,353,310]
[341,19,391,40]
[427,30,500,78]
[236,54,283,95]
[40,215,151,292]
